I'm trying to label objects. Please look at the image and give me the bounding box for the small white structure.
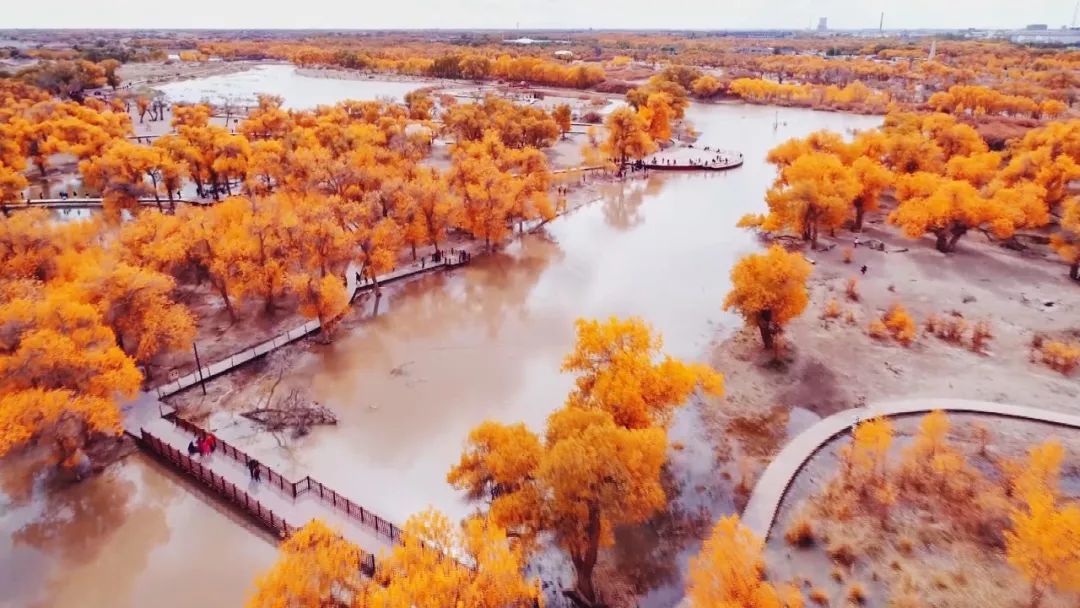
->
[553,50,574,60]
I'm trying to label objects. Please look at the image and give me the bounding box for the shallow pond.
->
[156,64,442,109]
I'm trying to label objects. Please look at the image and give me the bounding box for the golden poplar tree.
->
[723,245,812,351]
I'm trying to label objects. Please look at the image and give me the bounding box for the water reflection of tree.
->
[607,472,710,599]
[13,458,172,566]
[377,233,559,341]
[301,234,562,464]
[0,448,53,507]
[601,176,666,231]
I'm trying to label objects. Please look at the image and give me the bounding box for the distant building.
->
[553,50,574,61]
[817,18,828,32]
[1025,24,1049,30]
[1011,28,1080,44]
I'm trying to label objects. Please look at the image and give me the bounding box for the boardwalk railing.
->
[140,426,378,575]
[151,258,467,400]
[166,414,404,546]
[6,197,214,209]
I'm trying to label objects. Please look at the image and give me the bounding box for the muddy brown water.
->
[2,101,879,607]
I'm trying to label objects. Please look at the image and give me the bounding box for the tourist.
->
[247,458,260,481]
[187,441,198,456]
[861,265,868,275]
[198,435,211,457]
[206,433,218,453]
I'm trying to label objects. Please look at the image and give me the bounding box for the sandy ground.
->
[767,414,1080,607]
[699,219,1079,507]
[684,213,1080,607]
[117,60,262,89]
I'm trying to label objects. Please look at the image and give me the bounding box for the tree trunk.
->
[756,310,776,351]
[934,229,951,253]
[1069,260,1079,282]
[946,227,967,252]
[410,242,417,261]
[853,199,865,232]
[572,503,602,605]
[217,282,237,321]
[1030,582,1044,608]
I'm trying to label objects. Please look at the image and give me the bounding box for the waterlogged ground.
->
[1,99,880,607]
[155,64,443,109]
[0,453,275,608]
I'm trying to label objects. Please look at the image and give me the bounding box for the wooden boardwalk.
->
[137,413,398,564]
[5,197,213,210]
[149,257,466,399]
[120,254,468,559]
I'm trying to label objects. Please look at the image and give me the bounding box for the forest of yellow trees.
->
[2,28,1080,608]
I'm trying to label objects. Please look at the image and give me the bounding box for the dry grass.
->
[883,304,917,345]
[843,246,854,264]
[871,304,916,345]
[925,313,967,343]
[847,582,867,604]
[846,277,860,301]
[1037,340,1080,375]
[809,587,830,606]
[970,320,994,353]
[785,515,817,547]
[827,538,858,567]
[822,298,843,320]
[869,319,889,340]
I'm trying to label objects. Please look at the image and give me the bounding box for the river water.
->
[0,98,880,607]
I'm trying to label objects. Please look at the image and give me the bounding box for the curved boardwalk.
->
[741,398,1080,540]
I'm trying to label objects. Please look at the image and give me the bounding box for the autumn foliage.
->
[449,317,721,604]
[687,515,802,608]
[724,245,813,351]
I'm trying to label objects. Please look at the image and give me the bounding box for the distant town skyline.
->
[6,0,1079,32]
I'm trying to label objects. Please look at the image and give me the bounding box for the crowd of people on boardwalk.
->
[184,429,265,482]
[186,431,218,458]
[642,146,743,170]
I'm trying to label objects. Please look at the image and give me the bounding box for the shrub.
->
[581,110,602,123]
[844,309,857,325]
[1040,340,1080,374]
[822,298,842,320]
[848,582,867,604]
[842,247,854,264]
[846,277,860,301]
[869,319,889,339]
[897,534,915,555]
[880,304,916,345]
[970,320,993,352]
[809,587,829,606]
[827,539,857,566]
[831,566,845,582]
[785,515,816,547]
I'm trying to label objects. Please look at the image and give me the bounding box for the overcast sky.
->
[5,0,1077,31]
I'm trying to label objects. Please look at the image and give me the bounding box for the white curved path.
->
[741,398,1080,539]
